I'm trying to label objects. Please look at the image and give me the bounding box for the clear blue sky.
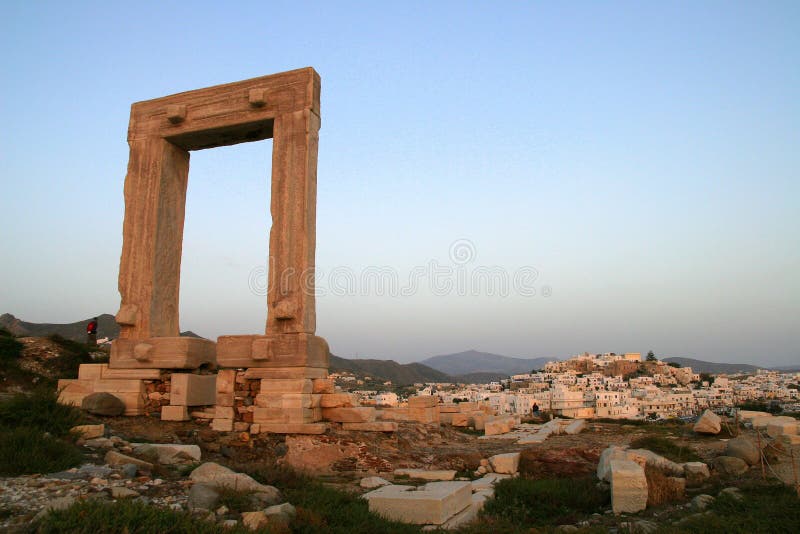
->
[1,1,798,366]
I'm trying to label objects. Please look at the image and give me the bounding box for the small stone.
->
[241,511,269,531]
[71,424,105,439]
[110,487,139,499]
[719,487,744,502]
[360,476,390,489]
[682,462,710,488]
[488,453,520,475]
[216,505,230,516]
[691,494,715,511]
[265,502,296,518]
[634,520,658,533]
[220,519,238,528]
[121,464,139,478]
[188,483,221,511]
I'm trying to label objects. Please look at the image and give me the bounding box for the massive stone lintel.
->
[109,68,326,372]
[111,337,216,369]
[216,333,328,369]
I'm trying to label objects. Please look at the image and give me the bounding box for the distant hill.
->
[329,354,451,385]
[454,371,509,384]
[0,313,205,342]
[421,350,552,376]
[663,357,763,374]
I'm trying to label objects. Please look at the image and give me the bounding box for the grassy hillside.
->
[329,355,451,385]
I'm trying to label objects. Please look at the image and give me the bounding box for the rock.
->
[713,456,749,477]
[190,462,281,503]
[609,459,648,514]
[682,462,710,487]
[133,443,201,465]
[597,446,630,481]
[488,452,521,475]
[360,476,391,489]
[82,392,126,416]
[471,473,511,492]
[693,410,722,435]
[188,483,221,511]
[241,511,269,531]
[110,487,139,499]
[33,496,77,521]
[84,437,114,449]
[265,503,296,518]
[725,437,760,466]
[691,494,714,511]
[633,520,659,533]
[220,519,238,528]
[394,468,457,481]
[105,450,153,471]
[216,505,230,516]
[71,424,105,439]
[121,463,139,478]
[719,487,744,502]
[556,526,578,532]
[766,419,799,439]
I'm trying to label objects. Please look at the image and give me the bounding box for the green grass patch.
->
[654,484,800,533]
[285,481,420,534]
[481,476,609,527]
[0,387,84,438]
[0,426,83,476]
[628,435,701,463]
[32,499,252,533]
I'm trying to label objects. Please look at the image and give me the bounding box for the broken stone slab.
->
[105,450,154,471]
[189,462,281,503]
[564,419,586,435]
[364,481,472,525]
[609,459,648,514]
[394,469,457,481]
[598,446,683,481]
[439,496,481,530]
[766,419,798,438]
[693,410,722,435]
[161,405,190,421]
[132,443,201,464]
[342,422,398,432]
[71,424,105,439]
[488,453,520,475]
[360,476,391,489]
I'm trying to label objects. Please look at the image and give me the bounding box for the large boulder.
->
[693,410,721,435]
[725,437,760,466]
[133,443,201,465]
[81,393,125,416]
[713,456,748,477]
[190,462,281,503]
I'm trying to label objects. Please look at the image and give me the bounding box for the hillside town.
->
[335,352,800,421]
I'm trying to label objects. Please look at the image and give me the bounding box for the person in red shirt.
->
[87,317,98,347]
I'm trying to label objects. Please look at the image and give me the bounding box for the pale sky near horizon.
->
[1,1,798,366]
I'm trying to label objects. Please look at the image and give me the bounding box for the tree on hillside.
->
[646,350,657,362]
